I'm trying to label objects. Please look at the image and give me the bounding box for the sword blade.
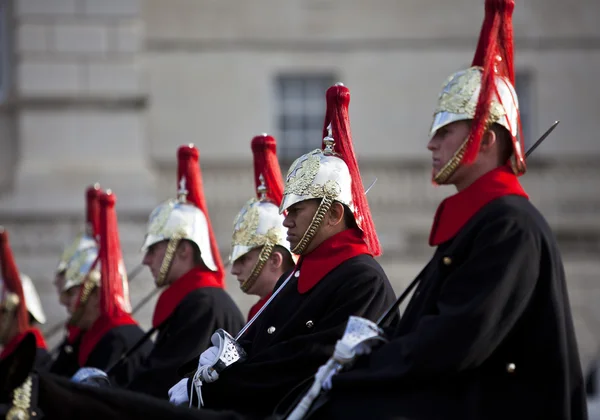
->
[235,269,297,340]
[525,120,560,158]
[364,177,378,195]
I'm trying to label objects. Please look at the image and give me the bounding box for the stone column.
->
[4,0,155,214]
[0,0,157,343]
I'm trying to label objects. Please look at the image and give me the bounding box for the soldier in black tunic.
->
[227,134,295,322]
[68,190,152,387]
[168,83,398,418]
[306,1,587,419]
[0,228,51,373]
[49,184,101,378]
[123,144,245,399]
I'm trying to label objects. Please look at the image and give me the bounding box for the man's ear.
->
[327,201,345,227]
[268,250,284,271]
[479,128,497,153]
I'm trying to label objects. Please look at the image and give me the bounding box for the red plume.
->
[251,134,284,205]
[322,84,382,257]
[98,191,130,318]
[177,145,225,285]
[85,184,103,239]
[0,228,29,334]
[464,0,525,173]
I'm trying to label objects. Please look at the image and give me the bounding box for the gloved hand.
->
[318,364,336,391]
[199,345,219,368]
[168,378,190,406]
[354,341,374,356]
[71,367,111,388]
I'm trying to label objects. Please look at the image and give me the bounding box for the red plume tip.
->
[251,134,284,204]
[322,84,382,257]
[86,184,103,238]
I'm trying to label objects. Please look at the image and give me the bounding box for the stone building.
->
[1,0,599,371]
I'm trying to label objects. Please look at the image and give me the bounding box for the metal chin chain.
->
[156,176,189,287]
[240,174,275,293]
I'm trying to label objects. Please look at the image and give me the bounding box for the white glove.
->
[199,345,219,367]
[168,378,190,406]
[354,342,374,356]
[318,364,336,391]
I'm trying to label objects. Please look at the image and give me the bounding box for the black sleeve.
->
[85,329,128,373]
[49,338,81,378]
[125,293,225,399]
[201,268,396,412]
[334,215,541,387]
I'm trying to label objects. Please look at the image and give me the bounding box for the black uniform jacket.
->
[322,195,587,420]
[83,323,153,387]
[125,282,245,399]
[49,331,82,378]
[196,228,399,417]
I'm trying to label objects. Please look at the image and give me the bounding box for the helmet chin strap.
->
[433,137,469,185]
[290,196,334,255]
[240,242,274,293]
[0,292,19,343]
[155,231,185,288]
[68,264,100,327]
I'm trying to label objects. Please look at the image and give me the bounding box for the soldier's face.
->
[65,286,81,316]
[142,241,169,283]
[427,120,471,184]
[54,273,70,308]
[283,199,321,253]
[231,247,263,294]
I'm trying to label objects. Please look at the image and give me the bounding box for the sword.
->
[364,177,378,195]
[525,120,559,158]
[235,269,296,340]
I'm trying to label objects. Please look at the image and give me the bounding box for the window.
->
[275,74,337,162]
[515,71,535,149]
[0,2,9,104]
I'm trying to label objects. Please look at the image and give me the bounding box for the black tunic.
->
[34,347,53,372]
[317,196,587,420]
[125,287,245,399]
[49,334,82,378]
[84,324,153,387]
[197,254,399,417]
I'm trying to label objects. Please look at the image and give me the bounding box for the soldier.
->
[50,184,103,377]
[308,1,587,419]
[168,83,399,418]
[68,190,152,387]
[124,144,245,399]
[229,134,295,321]
[0,227,50,371]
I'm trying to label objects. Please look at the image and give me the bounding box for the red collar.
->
[297,228,370,294]
[78,313,138,366]
[0,327,47,360]
[429,166,529,246]
[152,266,223,328]
[247,293,272,321]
